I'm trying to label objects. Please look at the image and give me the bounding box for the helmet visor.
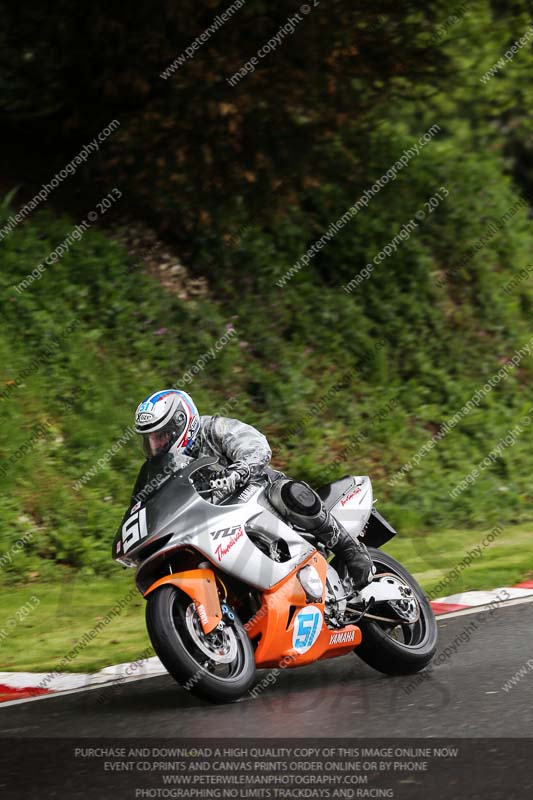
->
[142,430,174,458]
[140,410,189,459]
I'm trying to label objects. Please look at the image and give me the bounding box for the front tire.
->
[354,547,438,675]
[146,586,256,703]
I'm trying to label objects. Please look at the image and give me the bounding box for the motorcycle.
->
[112,454,437,702]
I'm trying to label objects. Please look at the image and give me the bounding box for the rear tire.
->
[353,548,438,675]
[146,586,256,703]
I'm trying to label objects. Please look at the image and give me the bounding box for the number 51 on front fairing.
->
[112,455,437,702]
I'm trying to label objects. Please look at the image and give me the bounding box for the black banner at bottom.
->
[1,738,530,799]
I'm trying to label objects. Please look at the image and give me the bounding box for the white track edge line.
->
[434,594,533,619]
[0,670,167,709]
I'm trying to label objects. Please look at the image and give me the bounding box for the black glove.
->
[210,461,251,495]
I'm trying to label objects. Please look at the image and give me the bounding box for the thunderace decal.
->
[212,526,244,561]
[340,488,362,506]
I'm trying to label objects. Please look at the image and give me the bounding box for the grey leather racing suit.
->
[187,415,373,591]
[186,415,272,479]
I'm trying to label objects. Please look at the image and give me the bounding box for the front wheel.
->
[146,586,256,703]
[353,547,438,675]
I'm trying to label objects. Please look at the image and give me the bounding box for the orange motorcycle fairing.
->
[144,568,222,635]
[245,551,362,669]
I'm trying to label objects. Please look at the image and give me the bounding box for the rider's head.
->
[134,389,200,460]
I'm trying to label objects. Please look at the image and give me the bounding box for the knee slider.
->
[281,481,322,516]
[266,478,325,531]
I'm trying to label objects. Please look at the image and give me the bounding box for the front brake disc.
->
[185,603,238,664]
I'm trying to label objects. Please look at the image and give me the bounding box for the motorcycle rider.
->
[133,388,373,591]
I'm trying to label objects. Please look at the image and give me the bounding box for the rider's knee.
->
[267,478,326,531]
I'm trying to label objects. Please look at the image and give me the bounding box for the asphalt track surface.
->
[1,600,532,738]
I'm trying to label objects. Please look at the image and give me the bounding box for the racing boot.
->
[314,512,373,591]
[265,477,374,591]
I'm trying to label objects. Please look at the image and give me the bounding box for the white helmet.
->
[134,389,200,459]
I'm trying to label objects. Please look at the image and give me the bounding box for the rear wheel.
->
[146,586,256,702]
[351,548,438,675]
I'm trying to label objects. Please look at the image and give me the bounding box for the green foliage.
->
[1,1,533,585]
[1,137,532,583]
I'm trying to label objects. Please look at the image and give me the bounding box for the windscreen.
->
[130,451,194,506]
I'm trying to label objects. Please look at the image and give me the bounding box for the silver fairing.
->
[327,476,374,537]
[113,457,314,593]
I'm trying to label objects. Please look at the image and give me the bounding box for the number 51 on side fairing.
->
[112,455,437,702]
